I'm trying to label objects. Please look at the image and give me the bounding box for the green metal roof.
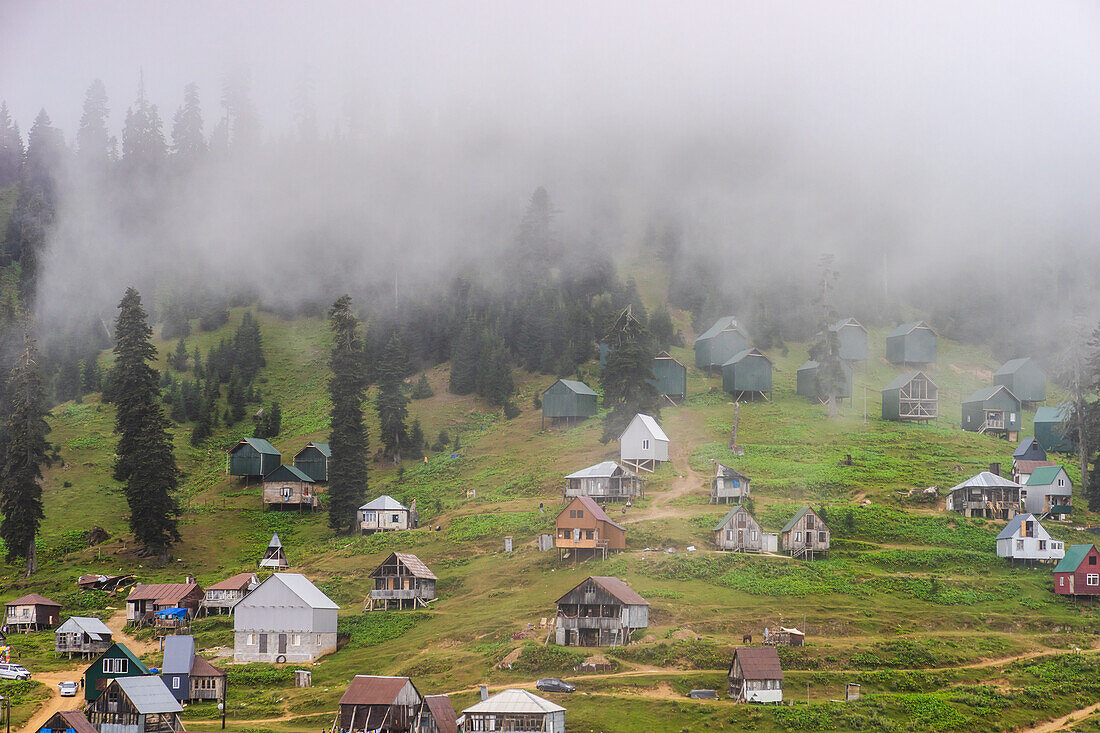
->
[888,321,933,337]
[831,318,867,333]
[1053,544,1096,573]
[722,348,772,367]
[95,643,150,675]
[883,371,931,391]
[994,358,1032,376]
[553,379,597,396]
[714,505,749,532]
[1025,465,1065,486]
[264,464,314,483]
[303,442,331,457]
[696,316,744,343]
[963,385,1017,404]
[1034,405,1070,423]
[233,437,280,455]
[781,507,813,534]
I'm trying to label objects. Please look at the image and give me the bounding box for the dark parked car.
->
[536,678,576,693]
[688,689,718,699]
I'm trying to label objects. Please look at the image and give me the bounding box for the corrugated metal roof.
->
[654,351,685,366]
[1034,405,1070,423]
[161,635,195,674]
[560,496,625,531]
[996,513,1041,540]
[731,647,783,680]
[566,461,628,480]
[715,463,749,482]
[338,675,415,706]
[267,532,283,548]
[1014,460,1056,475]
[297,441,331,457]
[207,572,258,591]
[231,437,280,455]
[112,676,183,714]
[963,385,1017,404]
[797,360,819,373]
[127,582,201,603]
[722,348,773,367]
[263,465,314,483]
[888,321,933,337]
[781,507,814,534]
[831,317,867,333]
[266,573,339,609]
[713,504,753,532]
[588,577,648,606]
[1026,466,1066,486]
[371,552,438,581]
[359,495,409,512]
[620,413,669,443]
[6,593,60,607]
[190,655,225,677]
[995,357,1032,376]
[555,379,597,396]
[948,472,1021,493]
[1054,544,1096,573]
[462,688,565,715]
[1013,437,1045,459]
[57,616,113,638]
[883,370,935,391]
[47,711,98,733]
[696,316,744,343]
[425,695,458,733]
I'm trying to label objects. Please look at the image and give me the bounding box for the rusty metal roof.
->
[559,496,625,531]
[561,576,649,606]
[370,552,438,581]
[5,593,60,607]
[46,711,98,733]
[127,582,201,603]
[207,572,257,591]
[425,695,458,733]
[339,675,416,706]
[731,646,783,680]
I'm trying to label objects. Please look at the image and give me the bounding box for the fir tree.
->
[76,79,111,173]
[171,82,205,164]
[476,335,514,406]
[411,373,434,399]
[376,334,410,462]
[170,338,188,371]
[448,318,479,395]
[408,418,425,460]
[327,296,369,532]
[0,101,23,186]
[0,333,50,576]
[121,76,167,180]
[600,336,660,444]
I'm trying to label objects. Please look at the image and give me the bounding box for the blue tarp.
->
[154,607,188,619]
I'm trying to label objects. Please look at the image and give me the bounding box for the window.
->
[1038,540,1047,551]
[391,513,400,523]
[751,531,758,541]
[569,510,576,518]
[1010,413,1016,424]
[818,532,827,543]
[103,657,128,674]
[795,532,802,542]
[805,515,815,529]
[1058,478,1065,487]
[1060,577,1065,586]
[364,511,376,523]
[642,439,650,450]
[1088,574,1099,587]
[1016,539,1024,550]
[281,486,292,499]
[727,531,734,541]
[1090,556,1097,566]
[293,634,301,646]
[172,676,180,689]
[247,634,255,645]
[577,510,584,518]
[585,530,594,540]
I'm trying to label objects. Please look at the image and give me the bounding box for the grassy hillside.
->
[2,306,1099,732]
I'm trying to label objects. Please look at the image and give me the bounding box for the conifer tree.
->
[170,338,188,371]
[0,333,50,576]
[410,373,434,399]
[328,296,369,532]
[600,335,660,444]
[448,318,479,395]
[376,334,410,462]
[121,76,167,180]
[171,82,205,164]
[808,254,845,417]
[477,335,514,406]
[0,101,24,186]
[408,418,425,460]
[76,79,111,173]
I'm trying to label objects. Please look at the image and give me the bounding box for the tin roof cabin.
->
[359,495,415,534]
[1034,404,1075,453]
[619,413,669,473]
[85,676,183,733]
[564,461,643,503]
[125,581,203,626]
[1014,437,1047,463]
[227,437,281,478]
[796,360,852,403]
[1023,465,1073,517]
[728,647,783,704]
[881,371,937,422]
[161,634,226,703]
[885,321,937,365]
[55,616,114,658]
[202,572,259,615]
[649,351,687,403]
[84,642,149,702]
[1053,545,1100,597]
[781,507,830,559]
[4,593,60,630]
[425,694,459,733]
[338,675,427,733]
[694,316,750,371]
[541,379,598,427]
[555,496,626,560]
[554,576,649,648]
[293,441,330,482]
[260,532,290,568]
[233,573,339,663]
[945,471,1021,520]
[711,462,750,504]
[461,689,565,733]
[830,318,868,361]
[996,514,1065,564]
[722,348,773,401]
[962,385,1022,441]
[714,505,777,553]
[262,465,319,511]
[368,552,438,611]
[994,357,1047,404]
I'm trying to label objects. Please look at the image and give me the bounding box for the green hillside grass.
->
[2,307,1099,732]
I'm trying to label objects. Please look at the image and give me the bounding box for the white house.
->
[995,514,1065,563]
[1023,466,1073,517]
[461,689,566,733]
[359,495,415,534]
[618,413,669,473]
[234,573,339,663]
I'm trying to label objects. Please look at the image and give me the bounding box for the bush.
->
[338,612,428,647]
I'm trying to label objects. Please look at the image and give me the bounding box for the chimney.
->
[989,463,1000,477]
[479,685,488,701]
[185,575,195,584]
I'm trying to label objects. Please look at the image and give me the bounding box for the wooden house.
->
[359,495,415,534]
[728,647,783,704]
[540,379,598,427]
[711,462,750,504]
[161,635,225,703]
[618,413,669,473]
[780,507,830,559]
[40,710,98,733]
[721,348,773,401]
[945,472,1021,519]
[4,592,60,630]
[1023,465,1073,517]
[368,552,438,610]
[84,642,149,702]
[85,676,183,733]
[1053,544,1100,598]
[227,437,281,478]
[649,351,687,404]
[829,317,868,361]
[1034,404,1075,453]
[125,581,204,626]
[293,441,330,482]
[554,576,649,647]
[1014,437,1047,463]
[996,514,1065,564]
[260,532,289,568]
[202,572,259,615]
[1012,459,1056,487]
[564,461,643,502]
[962,385,1022,441]
[555,496,626,560]
[233,573,339,663]
[694,316,750,371]
[460,689,566,733]
[885,321,937,365]
[881,371,938,422]
[795,360,852,402]
[261,465,319,510]
[425,694,459,733]
[55,616,114,658]
[338,675,427,732]
[714,505,777,553]
[994,357,1047,404]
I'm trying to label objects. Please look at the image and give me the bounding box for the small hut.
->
[564,462,643,502]
[4,593,61,630]
[714,505,777,553]
[55,616,114,658]
[829,318,868,361]
[261,465,319,510]
[227,437,281,478]
[721,349,773,401]
[338,675,426,732]
[618,413,669,473]
[39,711,97,733]
[881,371,937,422]
[1053,545,1100,597]
[994,357,1047,404]
[368,552,438,610]
[555,496,626,560]
[461,689,566,733]
[728,647,783,703]
[1034,404,1075,452]
[293,441,331,482]
[202,572,259,615]
[541,379,598,428]
[780,507,830,559]
[996,514,1065,563]
[795,360,852,402]
[695,316,750,371]
[945,471,1022,519]
[259,532,290,569]
[885,321,937,365]
[1024,466,1073,517]
[162,634,226,703]
[358,495,415,534]
[125,581,204,626]
[711,463,750,504]
[962,385,1022,441]
[649,351,687,404]
[1013,437,1047,463]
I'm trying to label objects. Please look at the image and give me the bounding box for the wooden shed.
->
[564,461,644,502]
[994,357,1047,404]
[262,465,319,511]
[40,710,97,733]
[293,441,330,482]
[541,379,598,427]
[996,514,1065,564]
[55,616,114,658]
[1053,544,1100,597]
[881,371,937,422]
[83,642,150,702]
[714,505,777,553]
[555,496,626,560]
[125,581,204,626]
[618,413,669,473]
[202,572,259,615]
[4,592,60,630]
[829,318,868,361]
[885,321,937,365]
[711,463,750,504]
[338,675,426,732]
[359,495,415,534]
[694,316,750,371]
[721,348,773,401]
[795,360,852,402]
[780,507,830,559]
[554,576,649,647]
[649,351,687,404]
[962,385,1022,441]
[368,552,438,610]
[728,647,783,703]
[1034,404,1075,453]
[85,676,183,733]
[1024,465,1073,517]
[227,437,281,478]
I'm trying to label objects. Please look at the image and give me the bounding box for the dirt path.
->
[1021,702,1100,733]
[103,607,161,656]
[625,413,710,524]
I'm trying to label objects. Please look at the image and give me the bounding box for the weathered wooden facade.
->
[369,552,438,610]
[85,676,183,733]
[945,472,1022,519]
[202,572,259,615]
[795,360,852,402]
[1053,544,1100,597]
[461,689,566,733]
[338,675,426,732]
[994,357,1047,404]
[260,532,290,568]
[233,573,339,663]
[161,634,225,703]
[618,413,669,473]
[962,385,1022,441]
[714,505,777,553]
[881,371,938,422]
[694,316,750,371]
[555,496,627,560]
[1034,404,1075,452]
[885,321,937,365]
[83,642,150,702]
[125,581,204,626]
[996,514,1065,563]
[564,461,644,502]
[780,507,830,559]
[554,576,649,647]
[711,462,750,504]
[1012,459,1056,487]
[1023,465,1073,517]
[424,694,459,733]
[40,710,98,733]
[55,616,114,658]
[359,495,415,534]
[4,593,60,630]
[830,318,868,361]
[227,437,281,478]
[262,465,319,510]
[293,441,330,482]
[540,379,598,427]
[721,348,773,400]
[728,647,783,704]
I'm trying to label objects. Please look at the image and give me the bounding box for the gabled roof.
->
[888,321,935,337]
[56,616,113,639]
[559,496,625,531]
[781,507,822,534]
[731,646,783,680]
[296,441,331,457]
[263,465,314,483]
[996,513,1045,540]
[654,350,685,367]
[92,643,150,675]
[1014,459,1056,475]
[948,472,1021,493]
[566,461,634,480]
[207,572,258,591]
[162,635,195,674]
[883,370,936,391]
[797,360,819,373]
[831,317,867,333]
[339,675,417,706]
[715,462,749,480]
[1013,437,1046,459]
[45,711,98,733]
[462,688,565,715]
[111,676,184,714]
[258,573,339,610]
[1026,465,1067,486]
[696,316,746,343]
[995,357,1040,376]
[127,582,201,603]
[620,413,669,443]
[557,576,648,606]
[371,552,438,581]
[1034,404,1070,423]
[267,532,283,548]
[6,592,60,607]
[551,378,597,396]
[1054,544,1097,573]
[359,495,409,512]
[714,504,755,532]
[190,655,225,678]
[230,437,280,455]
[963,385,1019,404]
[723,348,772,367]
[425,695,458,733]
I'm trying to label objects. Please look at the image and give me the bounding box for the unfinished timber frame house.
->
[564,461,644,502]
[367,552,438,610]
[881,371,938,422]
[553,576,649,648]
[946,471,1022,520]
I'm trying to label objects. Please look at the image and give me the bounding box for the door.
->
[278,634,288,654]
[738,529,744,546]
[259,634,268,653]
